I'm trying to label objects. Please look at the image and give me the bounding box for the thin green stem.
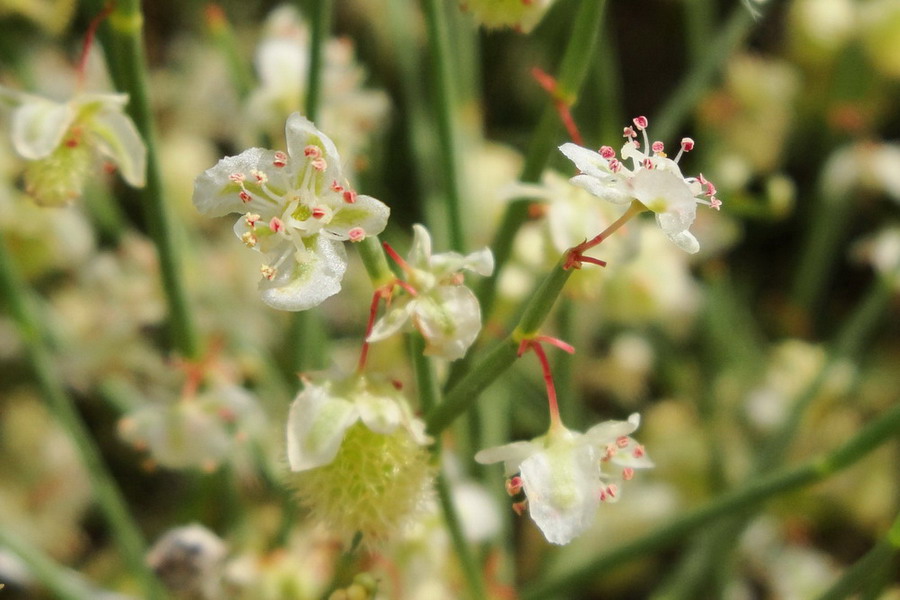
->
[0,529,95,600]
[90,0,201,359]
[521,401,900,599]
[409,334,487,600]
[0,230,163,598]
[303,0,331,120]
[357,235,394,287]
[205,4,255,99]
[475,0,607,322]
[816,510,900,600]
[421,0,466,251]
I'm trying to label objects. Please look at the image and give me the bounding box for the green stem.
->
[427,257,572,435]
[816,510,900,600]
[205,4,255,99]
[357,235,394,287]
[90,0,200,359]
[653,1,766,142]
[521,401,900,600]
[421,0,466,251]
[475,0,607,322]
[0,230,163,598]
[0,529,95,600]
[303,0,331,120]
[409,334,487,600]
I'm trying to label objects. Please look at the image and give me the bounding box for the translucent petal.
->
[258,236,347,311]
[192,148,284,217]
[408,224,434,269]
[356,389,403,435]
[285,113,343,180]
[569,174,632,205]
[559,143,609,179]
[520,444,600,545]
[583,413,640,445]
[666,229,700,254]
[411,286,482,361]
[286,383,359,472]
[325,194,390,240]
[11,97,74,159]
[89,107,147,187]
[367,300,414,342]
[431,247,495,277]
[474,440,540,476]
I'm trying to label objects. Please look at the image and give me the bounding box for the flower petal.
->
[286,382,359,472]
[475,440,540,476]
[258,236,347,311]
[285,112,342,178]
[559,143,609,179]
[89,106,147,187]
[192,148,284,217]
[367,299,414,342]
[431,247,495,277]
[356,387,404,435]
[569,174,632,205]
[325,193,390,240]
[583,413,641,445]
[520,444,600,545]
[411,286,482,361]
[10,97,75,159]
[408,224,434,270]
[665,229,700,254]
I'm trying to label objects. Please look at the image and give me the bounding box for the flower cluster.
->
[367,224,494,361]
[0,87,146,206]
[560,116,720,254]
[192,113,389,311]
[286,374,434,545]
[476,413,652,545]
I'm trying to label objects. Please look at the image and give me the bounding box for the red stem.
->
[356,289,386,373]
[78,2,115,90]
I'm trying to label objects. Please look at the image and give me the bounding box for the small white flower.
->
[192,113,389,311]
[475,414,652,545]
[286,374,429,472]
[0,87,146,205]
[366,224,494,361]
[560,116,720,254]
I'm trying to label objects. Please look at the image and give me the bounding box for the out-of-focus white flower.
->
[247,5,389,176]
[147,524,228,600]
[460,0,556,33]
[476,413,652,545]
[0,86,146,206]
[853,225,900,290]
[821,141,900,204]
[560,116,720,254]
[118,383,265,472]
[286,373,434,545]
[367,224,493,360]
[192,113,389,311]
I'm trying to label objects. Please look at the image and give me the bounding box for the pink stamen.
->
[506,476,523,496]
[599,146,616,159]
[623,467,635,481]
[348,227,366,242]
[710,198,722,210]
[608,158,622,173]
[273,151,288,168]
[632,116,648,130]
[512,501,528,516]
[269,217,284,233]
[681,138,695,152]
[312,207,327,219]
[331,180,344,192]
[651,141,665,153]
[343,189,357,204]
[312,157,327,171]
[633,445,645,459]
[229,173,246,183]
[304,145,322,158]
[642,158,654,170]
[623,126,637,138]
[239,190,252,203]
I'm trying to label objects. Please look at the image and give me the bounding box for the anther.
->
[331,180,344,192]
[348,227,366,242]
[709,197,722,210]
[260,265,277,280]
[269,217,285,233]
[633,116,648,130]
[273,151,288,168]
[241,232,258,247]
[229,173,246,183]
[599,146,616,159]
[239,190,252,203]
[312,157,327,171]
[342,189,357,204]
[642,158,654,170]
[633,445,645,459]
[244,213,261,227]
[680,138,695,152]
[250,169,268,184]
[623,126,637,138]
[304,145,322,158]
[512,501,528,516]
[608,158,622,173]
[616,436,629,448]
[623,467,635,481]
[651,141,665,153]
[312,207,327,219]
[506,476,523,496]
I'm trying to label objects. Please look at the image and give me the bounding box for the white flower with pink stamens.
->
[475,413,653,545]
[559,116,720,254]
[192,113,389,311]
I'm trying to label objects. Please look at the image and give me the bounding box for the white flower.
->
[286,374,429,472]
[560,116,720,254]
[192,113,389,311]
[0,87,146,206]
[475,414,652,545]
[366,224,494,360]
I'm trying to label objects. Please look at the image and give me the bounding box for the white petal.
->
[569,174,632,205]
[409,224,434,269]
[520,444,600,545]
[259,236,347,311]
[430,247,495,277]
[411,286,482,361]
[192,148,284,217]
[325,194,390,239]
[11,97,75,159]
[356,389,403,435]
[89,107,147,187]
[286,383,359,472]
[583,413,640,445]
[285,113,343,178]
[559,143,609,179]
[367,300,414,342]
[475,440,539,476]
